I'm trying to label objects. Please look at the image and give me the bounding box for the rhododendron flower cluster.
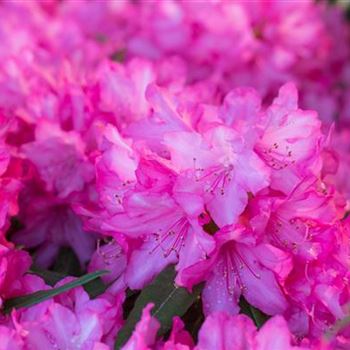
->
[0,0,350,349]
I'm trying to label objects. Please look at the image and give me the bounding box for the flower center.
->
[222,244,261,297]
[259,142,296,170]
[194,160,234,196]
[150,216,189,258]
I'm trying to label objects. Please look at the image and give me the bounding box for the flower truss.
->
[0,1,349,349]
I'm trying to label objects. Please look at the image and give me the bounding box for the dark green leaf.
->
[110,49,126,62]
[115,266,203,349]
[202,219,220,235]
[126,288,138,299]
[83,277,107,299]
[29,266,108,299]
[3,270,109,314]
[28,266,66,286]
[123,290,141,320]
[52,247,82,276]
[182,297,204,342]
[249,304,269,328]
[239,297,269,328]
[7,217,24,238]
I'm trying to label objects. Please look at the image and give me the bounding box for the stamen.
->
[222,244,261,296]
[195,164,234,195]
[235,250,261,279]
[261,142,296,170]
[149,217,189,258]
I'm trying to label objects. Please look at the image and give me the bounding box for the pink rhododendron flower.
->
[0,244,31,307]
[255,83,322,194]
[0,273,124,350]
[323,129,350,205]
[195,312,305,350]
[124,306,307,350]
[0,1,349,348]
[95,124,139,216]
[88,239,127,294]
[13,195,96,268]
[95,59,155,126]
[284,230,350,338]
[165,125,270,227]
[179,226,290,316]
[122,304,160,350]
[22,121,94,199]
[265,177,339,259]
[109,182,215,289]
[0,326,24,350]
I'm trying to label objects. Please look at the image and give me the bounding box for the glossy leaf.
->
[3,270,109,314]
[115,265,202,349]
[239,297,269,328]
[29,266,66,286]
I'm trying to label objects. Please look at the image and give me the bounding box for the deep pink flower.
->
[125,83,193,149]
[90,151,215,289]
[0,244,31,307]
[123,307,306,350]
[195,312,305,350]
[0,2,349,348]
[284,236,350,339]
[0,326,24,350]
[122,304,160,350]
[95,59,155,127]
[323,129,350,202]
[109,189,214,290]
[255,83,322,194]
[165,125,270,227]
[13,188,96,268]
[88,239,127,294]
[265,177,339,260]
[180,226,291,316]
[95,124,138,216]
[22,121,94,199]
[1,275,124,350]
